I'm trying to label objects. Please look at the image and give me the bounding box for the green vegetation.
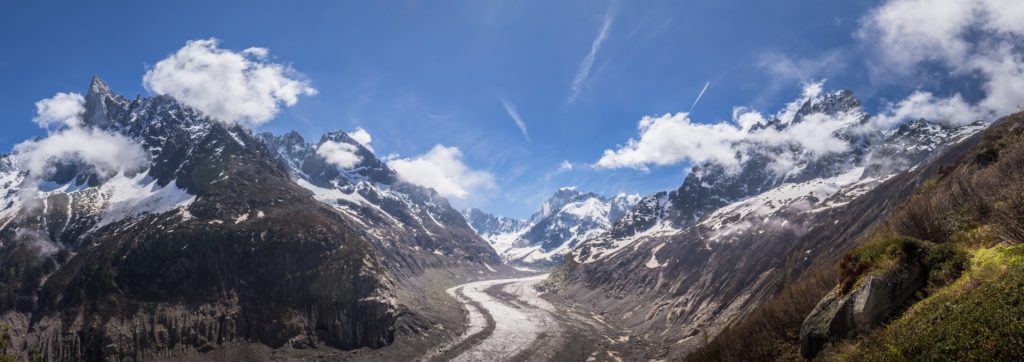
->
[684,263,837,361]
[824,115,1024,359]
[838,236,967,296]
[832,245,1024,361]
[688,113,1024,361]
[0,324,16,362]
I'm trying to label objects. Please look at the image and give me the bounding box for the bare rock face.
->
[799,264,927,359]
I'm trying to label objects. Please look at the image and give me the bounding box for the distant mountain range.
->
[463,188,639,266]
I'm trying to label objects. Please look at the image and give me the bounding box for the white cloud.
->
[859,0,1024,119]
[970,45,1024,115]
[732,107,766,132]
[500,98,530,141]
[349,127,373,151]
[14,93,151,211]
[751,112,853,155]
[317,140,361,169]
[867,91,986,130]
[241,47,269,58]
[13,127,150,179]
[33,92,85,129]
[388,145,496,199]
[569,5,615,102]
[596,82,858,173]
[143,38,317,127]
[858,0,976,73]
[559,160,574,171]
[596,112,746,170]
[774,81,824,125]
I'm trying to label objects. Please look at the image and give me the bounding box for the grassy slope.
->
[832,245,1024,361]
[688,112,1024,361]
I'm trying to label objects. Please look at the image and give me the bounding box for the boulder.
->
[799,264,927,359]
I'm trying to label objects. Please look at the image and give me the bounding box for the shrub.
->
[0,324,14,362]
[685,264,837,361]
[833,247,1024,361]
[838,237,926,294]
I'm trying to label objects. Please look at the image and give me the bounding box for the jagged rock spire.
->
[88,75,112,96]
[83,75,115,127]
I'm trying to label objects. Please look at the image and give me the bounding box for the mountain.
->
[0,77,498,360]
[549,88,989,356]
[258,130,500,273]
[464,188,640,266]
[692,112,1024,361]
[461,207,525,249]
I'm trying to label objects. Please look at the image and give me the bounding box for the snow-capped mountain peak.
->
[463,188,640,266]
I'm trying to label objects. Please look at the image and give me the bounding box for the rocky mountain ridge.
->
[550,87,989,355]
[0,77,498,360]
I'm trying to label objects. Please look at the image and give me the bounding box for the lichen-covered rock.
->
[799,264,927,359]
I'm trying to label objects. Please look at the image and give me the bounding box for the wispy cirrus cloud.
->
[569,3,617,103]
[500,98,530,141]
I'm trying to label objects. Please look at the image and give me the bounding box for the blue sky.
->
[3,0,1013,218]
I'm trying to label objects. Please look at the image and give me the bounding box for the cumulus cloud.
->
[33,92,85,129]
[750,112,855,156]
[559,160,574,171]
[388,145,496,199]
[867,91,986,129]
[14,92,151,210]
[349,127,373,151]
[143,38,317,127]
[596,112,746,170]
[859,0,1024,119]
[500,98,530,141]
[596,82,855,172]
[13,127,150,179]
[317,140,361,169]
[569,4,616,102]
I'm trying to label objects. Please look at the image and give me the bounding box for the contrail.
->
[689,81,710,113]
[501,98,530,141]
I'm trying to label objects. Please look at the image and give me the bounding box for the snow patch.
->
[91,173,196,230]
[645,243,666,268]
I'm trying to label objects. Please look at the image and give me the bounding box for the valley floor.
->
[424,273,648,362]
[147,271,648,362]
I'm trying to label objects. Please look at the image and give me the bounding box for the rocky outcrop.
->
[799,264,928,359]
